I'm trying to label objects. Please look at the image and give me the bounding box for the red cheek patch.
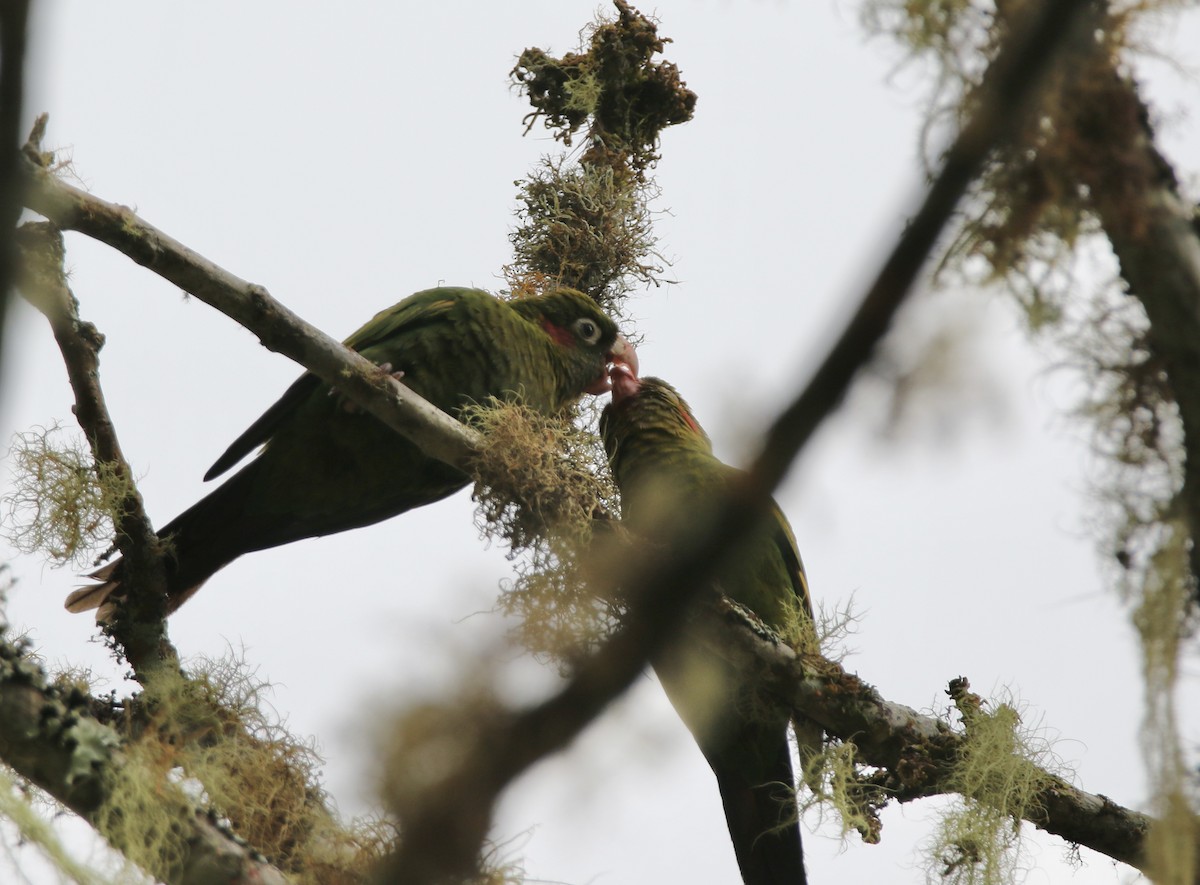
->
[540,319,574,348]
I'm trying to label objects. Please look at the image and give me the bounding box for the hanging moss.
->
[466,398,624,664]
[2,424,132,568]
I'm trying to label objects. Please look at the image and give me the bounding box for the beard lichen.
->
[505,156,666,313]
[0,767,118,885]
[466,399,624,665]
[90,654,393,883]
[923,681,1063,885]
[2,424,132,569]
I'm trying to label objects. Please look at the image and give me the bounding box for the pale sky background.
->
[4,2,1200,883]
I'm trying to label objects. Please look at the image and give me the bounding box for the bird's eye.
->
[572,317,602,345]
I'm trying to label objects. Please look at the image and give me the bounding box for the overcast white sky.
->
[4,2,1200,883]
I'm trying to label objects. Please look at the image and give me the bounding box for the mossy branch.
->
[696,597,1157,874]
[17,116,483,476]
[0,635,293,885]
[13,221,176,675]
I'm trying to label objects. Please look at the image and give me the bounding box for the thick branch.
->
[698,597,1154,873]
[0,635,291,885]
[14,221,176,673]
[17,120,481,473]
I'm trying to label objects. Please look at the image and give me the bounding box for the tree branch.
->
[0,0,31,367]
[697,596,1155,873]
[17,118,481,474]
[0,634,292,885]
[14,221,177,674]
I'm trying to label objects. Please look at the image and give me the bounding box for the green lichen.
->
[466,399,623,664]
[925,683,1063,884]
[2,424,131,568]
[0,767,117,885]
[505,156,664,312]
[798,740,886,845]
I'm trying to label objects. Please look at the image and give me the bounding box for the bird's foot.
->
[330,363,406,413]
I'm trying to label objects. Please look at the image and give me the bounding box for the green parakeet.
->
[600,370,818,885]
[68,286,634,616]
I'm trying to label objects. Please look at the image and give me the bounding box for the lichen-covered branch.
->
[697,596,1155,873]
[13,221,176,673]
[17,118,481,475]
[0,635,292,885]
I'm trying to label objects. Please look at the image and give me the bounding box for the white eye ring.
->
[573,317,602,345]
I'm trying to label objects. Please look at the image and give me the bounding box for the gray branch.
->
[17,118,481,474]
[14,220,176,673]
[697,596,1154,874]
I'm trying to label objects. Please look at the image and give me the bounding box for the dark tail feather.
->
[64,461,268,620]
[710,730,807,885]
[65,561,121,614]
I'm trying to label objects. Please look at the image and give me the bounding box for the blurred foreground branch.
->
[380,2,1100,881]
[1064,66,1200,603]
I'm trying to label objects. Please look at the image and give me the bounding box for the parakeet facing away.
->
[600,370,818,885]
[68,286,634,617]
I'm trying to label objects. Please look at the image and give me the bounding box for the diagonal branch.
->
[17,118,481,474]
[13,221,176,675]
[698,596,1155,873]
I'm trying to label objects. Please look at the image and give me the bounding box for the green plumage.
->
[600,375,818,885]
[70,286,623,615]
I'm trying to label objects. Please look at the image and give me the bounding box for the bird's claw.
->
[330,363,407,413]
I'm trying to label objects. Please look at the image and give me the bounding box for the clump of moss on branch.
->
[467,399,623,663]
[506,157,665,311]
[506,1,692,310]
[926,679,1063,885]
[91,655,393,884]
[511,0,695,177]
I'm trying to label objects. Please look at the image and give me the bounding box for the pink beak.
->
[585,334,639,395]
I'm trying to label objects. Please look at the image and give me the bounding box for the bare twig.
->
[13,222,177,674]
[17,119,482,473]
[0,635,292,885]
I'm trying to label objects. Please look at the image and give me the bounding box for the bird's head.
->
[514,288,638,394]
[600,372,712,461]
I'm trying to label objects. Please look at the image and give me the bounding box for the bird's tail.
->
[710,725,807,885]
[64,560,122,617]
